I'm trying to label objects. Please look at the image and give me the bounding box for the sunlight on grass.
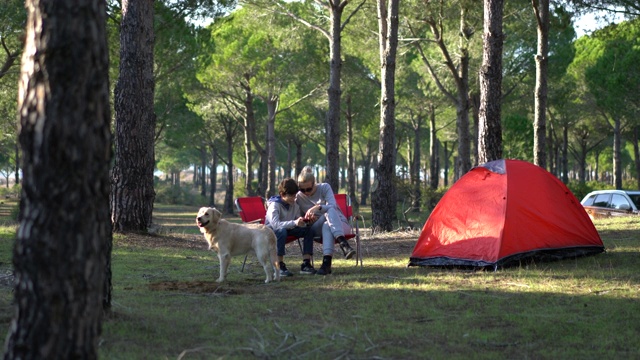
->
[2,207,639,358]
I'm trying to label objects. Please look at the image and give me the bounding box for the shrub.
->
[154,183,199,206]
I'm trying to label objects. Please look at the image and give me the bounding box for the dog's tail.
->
[268,229,280,282]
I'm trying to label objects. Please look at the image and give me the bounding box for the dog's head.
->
[196,207,221,232]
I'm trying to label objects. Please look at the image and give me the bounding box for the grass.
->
[1,203,639,359]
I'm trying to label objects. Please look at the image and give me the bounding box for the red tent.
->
[409,159,604,269]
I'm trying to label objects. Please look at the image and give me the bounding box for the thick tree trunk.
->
[478,0,504,165]
[456,7,472,178]
[372,0,399,232]
[111,0,156,232]
[326,3,344,193]
[533,0,549,169]
[5,0,111,357]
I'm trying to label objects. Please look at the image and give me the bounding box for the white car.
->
[580,190,640,219]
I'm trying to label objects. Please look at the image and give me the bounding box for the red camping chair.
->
[334,194,363,266]
[234,196,303,271]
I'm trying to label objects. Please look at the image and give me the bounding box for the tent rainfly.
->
[408,159,605,269]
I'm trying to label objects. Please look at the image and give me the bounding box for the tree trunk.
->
[443,142,450,187]
[411,113,422,211]
[14,142,20,185]
[111,0,156,232]
[562,125,569,184]
[225,131,235,214]
[613,116,622,189]
[456,7,472,178]
[470,92,480,167]
[429,104,439,190]
[478,0,504,165]
[265,95,278,198]
[285,139,292,178]
[360,142,374,206]
[200,147,207,198]
[5,0,111,357]
[325,2,345,193]
[241,75,256,196]
[533,0,549,169]
[209,146,217,207]
[634,126,640,190]
[294,139,303,177]
[371,0,399,232]
[345,95,357,210]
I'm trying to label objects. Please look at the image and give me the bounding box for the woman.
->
[295,166,356,275]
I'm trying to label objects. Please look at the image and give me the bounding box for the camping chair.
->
[334,194,363,266]
[234,196,304,271]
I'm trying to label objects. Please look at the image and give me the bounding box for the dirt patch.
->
[148,280,243,295]
[115,232,208,251]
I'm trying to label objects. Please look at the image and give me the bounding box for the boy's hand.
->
[296,217,308,227]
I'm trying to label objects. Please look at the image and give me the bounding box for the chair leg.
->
[354,218,362,267]
[241,254,248,272]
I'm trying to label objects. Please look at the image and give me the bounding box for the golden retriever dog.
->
[196,207,280,283]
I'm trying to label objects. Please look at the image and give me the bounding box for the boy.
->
[265,178,316,276]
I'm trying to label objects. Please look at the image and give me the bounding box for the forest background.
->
[0,0,639,217]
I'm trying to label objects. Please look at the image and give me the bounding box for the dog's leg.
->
[217,253,231,282]
[256,249,274,284]
[269,234,281,282]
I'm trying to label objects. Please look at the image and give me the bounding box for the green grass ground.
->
[1,202,639,359]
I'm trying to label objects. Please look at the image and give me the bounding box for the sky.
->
[574,11,627,37]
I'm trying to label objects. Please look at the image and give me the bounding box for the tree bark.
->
[241,75,256,196]
[478,0,504,165]
[533,0,549,169]
[429,105,440,190]
[410,113,422,211]
[345,95,357,210]
[371,0,399,232]
[325,2,346,193]
[209,146,217,207]
[359,142,374,206]
[5,0,111,357]
[265,95,278,198]
[111,0,156,232]
[224,119,235,214]
[613,116,621,189]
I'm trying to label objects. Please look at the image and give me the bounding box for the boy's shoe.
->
[279,262,293,277]
[300,261,317,275]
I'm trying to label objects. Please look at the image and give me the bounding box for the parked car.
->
[580,190,640,219]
